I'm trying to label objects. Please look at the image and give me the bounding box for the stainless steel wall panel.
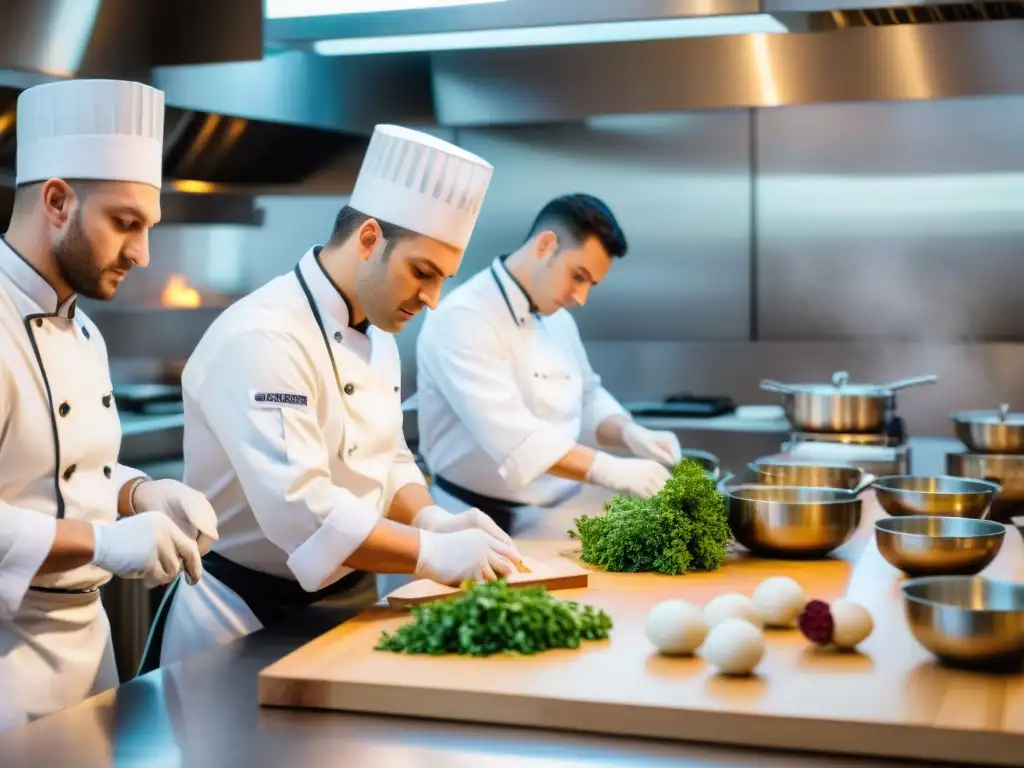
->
[755,96,1024,342]
[449,115,753,342]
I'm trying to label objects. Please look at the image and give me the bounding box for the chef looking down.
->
[140,125,521,673]
[0,79,218,730]
[415,194,683,534]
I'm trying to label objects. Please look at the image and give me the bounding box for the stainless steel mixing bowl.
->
[748,459,867,491]
[902,576,1024,669]
[875,516,1006,576]
[725,485,862,558]
[873,475,1001,518]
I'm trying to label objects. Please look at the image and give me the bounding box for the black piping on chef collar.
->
[312,245,370,334]
[0,235,78,319]
[491,255,539,327]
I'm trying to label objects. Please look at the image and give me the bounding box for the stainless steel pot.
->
[946,451,1024,500]
[759,371,938,433]
[951,403,1024,454]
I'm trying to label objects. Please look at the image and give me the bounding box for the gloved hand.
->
[621,422,682,468]
[415,528,523,586]
[132,479,219,556]
[412,505,514,547]
[586,451,671,498]
[92,512,203,588]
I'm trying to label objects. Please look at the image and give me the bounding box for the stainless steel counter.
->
[0,601,933,767]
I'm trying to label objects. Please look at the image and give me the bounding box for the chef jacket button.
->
[34,318,42,328]
[62,464,77,481]
[103,466,112,479]
[102,394,112,408]
[343,383,355,395]
[333,331,343,343]
[58,402,70,417]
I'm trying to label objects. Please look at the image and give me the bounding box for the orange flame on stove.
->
[161,274,201,309]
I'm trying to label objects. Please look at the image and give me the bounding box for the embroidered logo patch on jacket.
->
[251,391,309,410]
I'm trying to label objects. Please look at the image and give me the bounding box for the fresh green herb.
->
[568,458,730,575]
[375,580,613,657]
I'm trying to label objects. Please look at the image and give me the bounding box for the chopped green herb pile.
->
[569,458,730,575]
[375,580,613,657]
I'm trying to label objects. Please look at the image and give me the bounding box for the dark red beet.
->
[798,599,834,645]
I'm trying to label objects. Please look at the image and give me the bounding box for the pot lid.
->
[952,403,1024,425]
[760,371,938,396]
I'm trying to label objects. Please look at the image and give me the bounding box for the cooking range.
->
[761,371,933,476]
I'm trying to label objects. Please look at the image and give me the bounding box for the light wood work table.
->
[260,486,1024,766]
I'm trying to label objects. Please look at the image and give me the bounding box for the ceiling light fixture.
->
[311,14,790,56]
[266,0,505,19]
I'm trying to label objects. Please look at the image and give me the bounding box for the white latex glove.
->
[586,451,671,498]
[92,512,203,588]
[132,479,219,556]
[415,529,523,587]
[412,505,514,547]
[621,422,682,468]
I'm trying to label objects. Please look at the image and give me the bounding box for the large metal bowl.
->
[873,475,1001,519]
[951,404,1024,455]
[875,516,1006,576]
[902,576,1024,669]
[725,485,862,558]
[748,459,866,491]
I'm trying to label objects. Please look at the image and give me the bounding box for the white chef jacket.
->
[416,256,627,508]
[159,247,425,665]
[0,236,144,726]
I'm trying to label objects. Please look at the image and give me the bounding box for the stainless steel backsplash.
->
[86,94,1024,438]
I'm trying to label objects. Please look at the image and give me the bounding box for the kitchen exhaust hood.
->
[0,0,436,198]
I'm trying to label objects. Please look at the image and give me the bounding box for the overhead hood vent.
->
[816,2,1024,27]
[0,0,435,194]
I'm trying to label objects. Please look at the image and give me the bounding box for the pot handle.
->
[882,375,939,391]
[849,472,877,496]
[999,403,1010,423]
[716,471,736,492]
[759,379,795,394]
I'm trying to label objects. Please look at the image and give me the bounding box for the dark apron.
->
[136,551,370,676]
[432,475,523,535]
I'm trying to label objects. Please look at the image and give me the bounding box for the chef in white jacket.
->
[416,193,682,534]
[142,124,520,671]
[0,78,219,730]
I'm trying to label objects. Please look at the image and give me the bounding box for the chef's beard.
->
[53,212,129,301]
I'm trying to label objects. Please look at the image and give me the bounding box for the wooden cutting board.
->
[258,494,1024,766]
[385,556,589,608]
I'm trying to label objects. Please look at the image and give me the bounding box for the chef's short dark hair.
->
[525,194,627,259]
[328,205,416,260]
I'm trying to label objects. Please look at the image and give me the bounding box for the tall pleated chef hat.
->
[16,79,165,189]
[349,124,494,250]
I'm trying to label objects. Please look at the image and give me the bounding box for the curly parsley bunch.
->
[376,580,613,657]
[569,458,730,575]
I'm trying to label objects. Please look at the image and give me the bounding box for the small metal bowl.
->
[748,459,866,491]
[875,516,1006,576]
[902,576,1024,669]
[725,485,862,558]
[679,448,720,480]
[873,475,1001,519]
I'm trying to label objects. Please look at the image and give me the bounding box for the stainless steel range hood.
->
[0,0,436,200]
[268,0,1024,124]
